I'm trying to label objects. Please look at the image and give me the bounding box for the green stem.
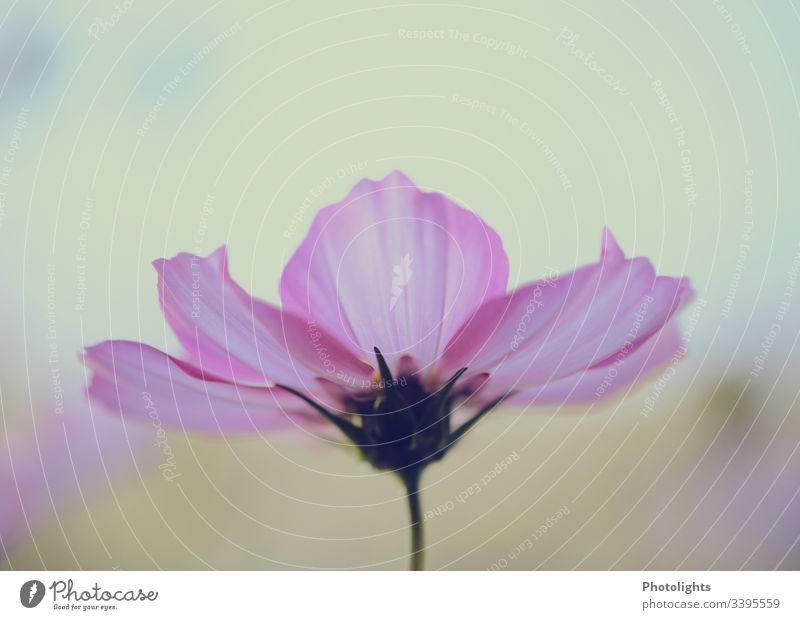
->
[401,468,424,571]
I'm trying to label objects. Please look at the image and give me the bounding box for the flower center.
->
[351,372,452,472]
[276,349,504,476]
[354,348,471,472]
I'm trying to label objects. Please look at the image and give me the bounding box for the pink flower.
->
[83,170,693,569]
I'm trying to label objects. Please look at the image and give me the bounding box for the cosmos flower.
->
[83,171,693,570]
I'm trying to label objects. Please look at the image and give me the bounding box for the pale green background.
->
[2,0,799,569]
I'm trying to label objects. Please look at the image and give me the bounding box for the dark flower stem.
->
[400,467,424,571]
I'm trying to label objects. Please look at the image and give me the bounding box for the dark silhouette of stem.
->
[401,468,424,571]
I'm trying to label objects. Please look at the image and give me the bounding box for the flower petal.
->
[504,321,685,406]
[83,340,322,435]
[279,170,509,374]
[155,246,374,390]
[440,229,694,394]
[1,406,149,560]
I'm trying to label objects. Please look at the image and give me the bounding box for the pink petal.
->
[1,403,150,561]
[155,246,374,390]
[505,321,685,406]
[280,170,509,374]
[0,441,44,558]
[440,229,694,394]
[83,340,323,435]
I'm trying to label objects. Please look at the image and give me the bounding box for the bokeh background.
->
[1,0,799,570]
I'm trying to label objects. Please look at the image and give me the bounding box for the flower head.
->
[83,170,694,568]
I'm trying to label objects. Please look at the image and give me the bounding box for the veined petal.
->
[83,340,323,435]
[440,229,694,394]
[504,322,685,406]
[155,246,374,391]
[279,170,509,374]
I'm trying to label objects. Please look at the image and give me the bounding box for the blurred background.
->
[1,0,799,570]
